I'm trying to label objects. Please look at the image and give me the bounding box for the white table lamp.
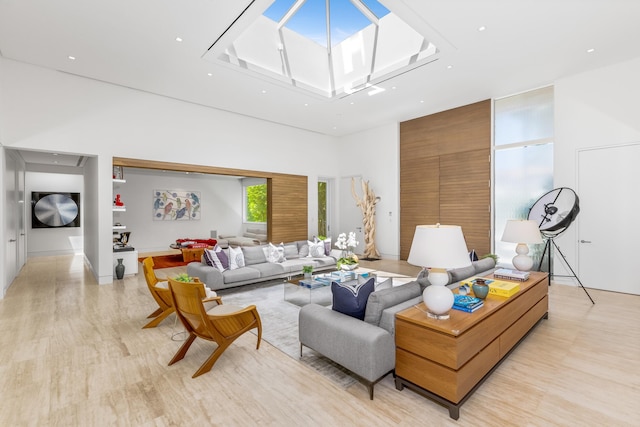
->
[501,219,543,271]
[407,224,472,320]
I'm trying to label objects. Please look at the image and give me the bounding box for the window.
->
[244,180,267,223]
[318,180,328,237]
[210,0,439,98]
[494,86,554,268]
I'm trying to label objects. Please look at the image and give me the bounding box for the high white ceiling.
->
[1,0,640,144]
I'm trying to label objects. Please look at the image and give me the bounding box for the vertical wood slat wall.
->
[268,174,308,244]
[399,100,491,260]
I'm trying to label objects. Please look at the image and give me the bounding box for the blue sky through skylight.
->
[263,0,390,47]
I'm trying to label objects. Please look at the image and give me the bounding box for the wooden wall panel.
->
[439,149,491,255]
[268,174,308,244]
[400,100,491,260]
[399,157,440,260]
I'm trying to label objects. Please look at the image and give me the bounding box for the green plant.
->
[302,265,313,274]
[337,254,359,270]
[174,273,193,282]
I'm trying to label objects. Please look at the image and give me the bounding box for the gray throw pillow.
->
[449,265,476,283]
[473,257,496,274]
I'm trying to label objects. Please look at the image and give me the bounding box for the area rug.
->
[138,254,189,269]
[217,281,358,389]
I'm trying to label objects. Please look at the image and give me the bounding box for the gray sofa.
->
[298,257,496,399]
[187,240,337,291]
[218,227,268,248]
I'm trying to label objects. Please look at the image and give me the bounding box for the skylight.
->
[212,0,439,99]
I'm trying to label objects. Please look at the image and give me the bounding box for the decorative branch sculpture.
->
[351,177,381,259]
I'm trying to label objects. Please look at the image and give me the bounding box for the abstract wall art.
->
[31,192,81,228]
[153,190,201,221]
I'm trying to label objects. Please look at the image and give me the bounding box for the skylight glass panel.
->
[329,0,374,46]
[211,0,439,99]
[286,0,328,46]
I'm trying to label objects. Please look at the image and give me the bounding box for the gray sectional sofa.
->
[298,257,496,399]
[187,241,337,291]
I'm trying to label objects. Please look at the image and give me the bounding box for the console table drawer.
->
[500,295,548,357]
[395,279,547,370]
[396,338,500,403]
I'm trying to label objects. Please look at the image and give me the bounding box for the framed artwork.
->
[153,190,201,221]
[31,192,81,228]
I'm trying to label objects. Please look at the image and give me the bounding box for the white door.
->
[339,176,365,254]
[577,143,640,294]
[4,152,18,290]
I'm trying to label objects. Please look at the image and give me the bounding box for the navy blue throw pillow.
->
[331,277,375,320]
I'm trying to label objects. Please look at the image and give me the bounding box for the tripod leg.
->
[550,240,595,304]
[538,239,551,274]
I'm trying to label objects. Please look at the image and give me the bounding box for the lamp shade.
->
[501,220,543,244]
[407,224,472,269]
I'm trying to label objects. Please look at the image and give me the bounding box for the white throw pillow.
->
[228,245,245,270]
[308,240,325,258]
[263,242,285,263]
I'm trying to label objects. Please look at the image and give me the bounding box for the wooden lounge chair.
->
[142,257,220,328]
[167,277,262,377]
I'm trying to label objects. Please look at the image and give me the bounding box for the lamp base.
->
[512,243,534,271]
[426,311,450,320]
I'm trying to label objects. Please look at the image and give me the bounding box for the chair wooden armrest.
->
[202,296,222,305]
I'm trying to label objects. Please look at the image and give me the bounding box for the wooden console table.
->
[394,271,549,419]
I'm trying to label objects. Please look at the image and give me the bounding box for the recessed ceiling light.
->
[68,56,76,60]
[391,86,397,90]
[447,65,453,69]
[478,26,486,32]
[587,48,595,53]
[350,101,355,105]
[175,37,183,42]
[261,90,267,94]
[207,73,212,76]
[420,100,425,104]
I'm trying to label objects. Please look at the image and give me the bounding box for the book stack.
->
[488,280,521,297]
[494,268,530,282]
[299,279,328,289]
[452,295,484,313]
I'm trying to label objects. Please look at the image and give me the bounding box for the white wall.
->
[0,58,341,285]
[554,56,640,280]
[26,166,84,256]
[336,123,400,259]
[115,168,243,252]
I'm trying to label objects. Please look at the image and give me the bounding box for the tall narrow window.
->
[244,179,267,223]
[318,180,328,237]
[494,86,554,268]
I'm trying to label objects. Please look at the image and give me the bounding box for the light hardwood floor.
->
[1,255,639,426]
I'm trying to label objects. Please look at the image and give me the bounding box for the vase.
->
[340,263,359,271]
[115,258,125,280]
[472,279,489,300]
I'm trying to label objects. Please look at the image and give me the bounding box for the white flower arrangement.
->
[335,232,359,269]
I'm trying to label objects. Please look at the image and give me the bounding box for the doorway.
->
[339,176,364,252]
[577,143,640,295]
